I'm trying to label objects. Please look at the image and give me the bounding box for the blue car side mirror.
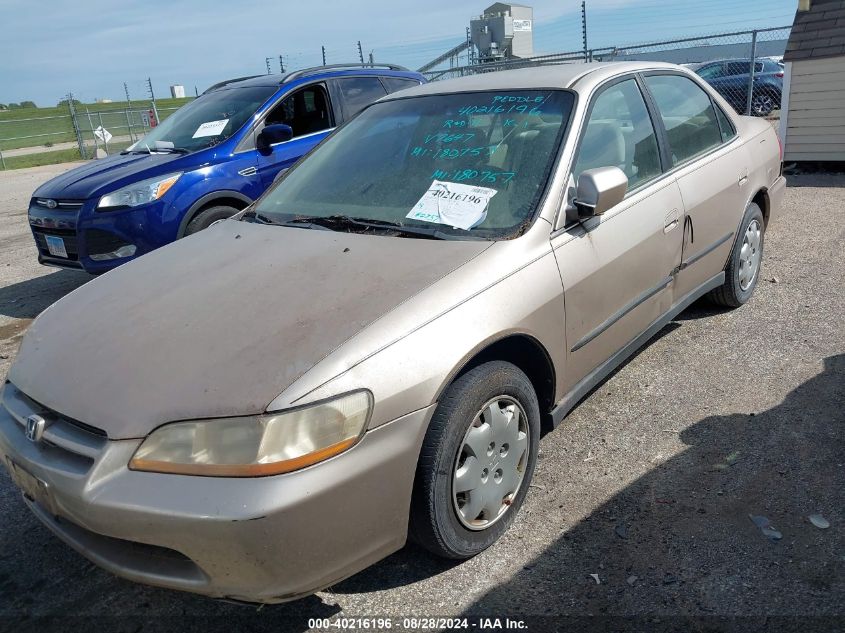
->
[257,124,293,155]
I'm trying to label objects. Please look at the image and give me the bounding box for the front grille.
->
[32,226,80,261]
[2,382,107,474]
[33,198,84,210]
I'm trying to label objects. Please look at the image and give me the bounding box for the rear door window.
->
[726,61,753,76]
[336,77,388,119]
[697,64,726,80]
[644,74,723,166]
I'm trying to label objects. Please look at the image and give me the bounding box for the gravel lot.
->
[0,163,843,632]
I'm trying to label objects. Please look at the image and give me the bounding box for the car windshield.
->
[128,85,276,153]
[251,90,575,240]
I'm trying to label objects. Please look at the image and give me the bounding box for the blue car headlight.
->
[97,172,182,211]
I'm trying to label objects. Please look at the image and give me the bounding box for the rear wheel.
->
[751,92,777,117]
[409,361,540,559]
[184,205,240,236]
[708,202,765,308]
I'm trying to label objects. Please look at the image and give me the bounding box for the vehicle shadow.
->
[456,354,844,627]
[0,270,90,320]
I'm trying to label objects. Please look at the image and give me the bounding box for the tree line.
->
[0,99,81,110]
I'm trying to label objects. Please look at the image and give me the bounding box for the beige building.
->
[780,0,845,161]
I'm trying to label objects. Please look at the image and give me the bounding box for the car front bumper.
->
[0,382,433,603]
[28,198,176,274]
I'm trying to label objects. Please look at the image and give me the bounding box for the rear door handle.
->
[664,208,682,233]
[739,169,749,186]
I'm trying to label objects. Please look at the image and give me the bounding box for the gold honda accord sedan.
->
[0,62,784,603]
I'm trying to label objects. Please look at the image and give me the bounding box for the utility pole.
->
[581,1,589,62]
[123,82,135,142]
[66,92,87,160]
[147,78,160,129]
[321,46,327,66]
[279,55,285,73]
[357,41,364,64]
[265,57,272,74]
[368,51,374,66]
[123,81,135,143]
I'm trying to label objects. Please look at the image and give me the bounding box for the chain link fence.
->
[0,99,190,170]
[1,26,790,169]
[75,104,183,158]
[424,27,789,121]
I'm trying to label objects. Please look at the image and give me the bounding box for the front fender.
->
[270,248,567,430]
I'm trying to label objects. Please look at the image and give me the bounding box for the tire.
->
[708,202,765,308]
[750,91,777,117]
[409,361,540,559]
[184,205,240,236]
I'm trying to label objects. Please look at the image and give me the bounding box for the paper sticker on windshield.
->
[192,119,229,138]
[406,180,497,230]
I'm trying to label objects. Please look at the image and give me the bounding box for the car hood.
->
[32,151,187,200]
[9,221,491,439]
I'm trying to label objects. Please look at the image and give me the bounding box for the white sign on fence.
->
[94,126,112,143]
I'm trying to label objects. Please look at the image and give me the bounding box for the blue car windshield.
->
[253,90,574,239]
[129,86,276,153]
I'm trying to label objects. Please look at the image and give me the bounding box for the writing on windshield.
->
[254,89,574,239]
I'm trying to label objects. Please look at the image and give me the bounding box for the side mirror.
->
[256,124,293,155]
[573,167,628,220]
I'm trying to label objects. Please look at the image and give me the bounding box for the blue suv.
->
[28,64,425,273]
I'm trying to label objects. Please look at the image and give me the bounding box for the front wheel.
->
[708,202,765,308]
[184,205,240,236]
[409,361,540,559]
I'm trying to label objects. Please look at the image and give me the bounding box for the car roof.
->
[206,64,423,93]
[390,61,686,98]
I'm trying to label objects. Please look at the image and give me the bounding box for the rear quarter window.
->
[381,77,422,94]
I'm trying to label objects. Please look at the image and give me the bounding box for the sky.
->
[0,0,799,106]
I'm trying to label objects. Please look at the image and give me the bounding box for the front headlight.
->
[97,172,182,210]
[129,390,372,477]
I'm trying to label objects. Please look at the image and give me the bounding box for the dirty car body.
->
[0,62,785,603]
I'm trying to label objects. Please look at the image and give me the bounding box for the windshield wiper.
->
[284,215,455,240]
[240,209,287,226]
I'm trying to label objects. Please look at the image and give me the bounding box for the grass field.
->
[0,97,193,152]
[0,147,84,170]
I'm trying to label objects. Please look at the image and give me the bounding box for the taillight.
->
[775,72,784,78]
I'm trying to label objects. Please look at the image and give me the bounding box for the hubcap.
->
[452,396,530,531]
[739,219,762,291]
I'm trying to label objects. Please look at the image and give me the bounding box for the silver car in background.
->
[0,62,785,603]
